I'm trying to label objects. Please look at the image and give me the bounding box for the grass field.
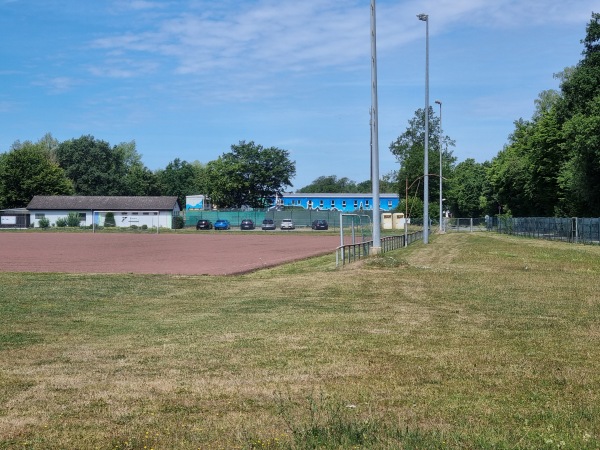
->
[1,233,599,449]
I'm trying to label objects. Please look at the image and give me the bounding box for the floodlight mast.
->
[417,13,429,244]
[435,99,443,233]
[370,0,381,253]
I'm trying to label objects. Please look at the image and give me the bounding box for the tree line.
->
[0,137,295,210]
[305,12,599,219]
[2,13,598,218]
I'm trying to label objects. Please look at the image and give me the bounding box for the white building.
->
[26,196,180,229]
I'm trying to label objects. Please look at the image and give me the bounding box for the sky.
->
[0,0,596,189]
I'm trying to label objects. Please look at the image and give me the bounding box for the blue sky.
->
[0,0,596,189]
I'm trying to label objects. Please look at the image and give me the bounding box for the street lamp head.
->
[417,13,428,21]
[435,100,442,106]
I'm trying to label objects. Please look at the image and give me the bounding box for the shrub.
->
[66,212,81,227]
[56,217,67,227]
[104,212,116,227]
[141,224,148,230]
[130,225,138,230]
[172,216,184,229]
[38,217,50,229]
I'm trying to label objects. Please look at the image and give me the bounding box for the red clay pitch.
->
[0,232,341,275]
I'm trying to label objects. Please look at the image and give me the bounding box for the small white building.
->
[26,196,180,229]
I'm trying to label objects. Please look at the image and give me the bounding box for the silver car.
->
[280,219,295,230]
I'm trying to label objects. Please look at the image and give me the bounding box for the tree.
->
[554,12,600,215]
[298,175,357,193]
[355,172,398,194]
[0,140,73,208]
[487,119,535,216]
[56,135,127,195]
[204,141,296,208]
[157,158,203,209]
[447,159,489,217]
[389,107,456,205]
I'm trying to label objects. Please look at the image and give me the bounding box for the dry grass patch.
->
[1,233,599,448]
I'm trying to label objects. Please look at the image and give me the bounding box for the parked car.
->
[261,219,276,230]
[280,218,295,230]
[311,219,329,230]
[240,219,255,230]
[214,219,230,230]
[196,219,213,230]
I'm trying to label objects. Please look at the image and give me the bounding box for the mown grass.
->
[1,233,599,449]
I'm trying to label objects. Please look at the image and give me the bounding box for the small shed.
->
[0,208,31,228]
[26,196,180,229]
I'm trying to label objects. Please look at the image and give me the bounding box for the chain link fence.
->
[184,209,375,229]
[443,216,600,245]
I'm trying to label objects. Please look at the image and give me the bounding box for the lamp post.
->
[370,0,381,253]
[435,99,443,233]
[417,13,429,244]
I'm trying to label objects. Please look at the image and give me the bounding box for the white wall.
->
[30,210,175,229]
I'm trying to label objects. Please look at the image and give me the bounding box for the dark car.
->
[214,219,230,230]
[240,219,255,230]
[261,219,276,230]
[196,219,213,230]
[311,219,329,230]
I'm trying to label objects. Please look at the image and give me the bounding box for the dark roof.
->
[26,196,179,211]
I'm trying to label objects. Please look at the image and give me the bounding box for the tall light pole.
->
[417,13,429,244]
[435,99,443,233]
[370,0,381,253]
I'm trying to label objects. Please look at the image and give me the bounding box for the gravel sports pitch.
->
[0,232,341,275]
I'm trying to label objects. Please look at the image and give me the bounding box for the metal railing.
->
[336,230,423,267]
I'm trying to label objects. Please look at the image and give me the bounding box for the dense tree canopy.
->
[55,135,127,196]
[4,15,600,219]
[0,139,73,208]
[487,12,600,217]
[298,173,397,194]
[389,106,456,218]
[203,141,295,208]
[157,158,204,209]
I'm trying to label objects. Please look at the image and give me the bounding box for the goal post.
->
[339,213,373,246]
[92,210,160,234]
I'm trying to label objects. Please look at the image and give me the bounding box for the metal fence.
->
[443,217,489,233]
[335,231,423,267]
[442,216,600,245]
[184,209,374,228]
[495,217,600,245]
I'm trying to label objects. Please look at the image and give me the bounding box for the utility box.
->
[381,213,393,230]
[392,212,406,230]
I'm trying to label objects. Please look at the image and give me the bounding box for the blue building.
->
[276,193,399,212]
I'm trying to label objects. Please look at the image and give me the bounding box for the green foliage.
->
[104,212,116,227]
[299,172,398,194]
[55,217,67,227]
[486,13,600,217]
[390,106,456,211]
[447,159,490,217]
[298,175,357,193]
[157,158,203,209]
[204,141,296,208]
[172,216,184,229]
[38,217,50,229]
[0,138,73,209]
[55,135,127,196]
[66,212,81,227]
